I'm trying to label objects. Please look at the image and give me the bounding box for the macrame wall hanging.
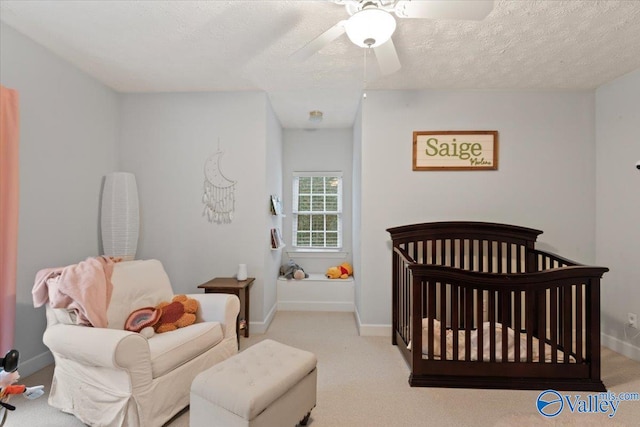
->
[202,143,236,224]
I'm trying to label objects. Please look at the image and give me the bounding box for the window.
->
[292,172,342,249]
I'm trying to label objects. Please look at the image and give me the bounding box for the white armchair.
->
[42,259,240,427]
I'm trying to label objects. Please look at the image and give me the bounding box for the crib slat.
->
[450,239,455,268]
[465,286,473,361]
[550,287,558,364]
[461,239,467,270]
[441,239,446,265]
[479,240,485,272]
[404,264,409,344]
[462,239,467,270]
[412,277,423,368]
[498,280,512,330]
[440,283,447,359]
[412,242,418,265]
[488,241,494,273]
[421,269,428,320]
[514,291,521,362]
[469,239,476,271]
[406,259,410,343]
[526,290,534,362]
[476,289,483,361]
[558,283,564,345]
[501,290,509,362]
[452,283,459,361]
[576,284,584,363]
[538,290,546,363]
[563,285,573,364]
[431,239,437,265]
[489,291,496,362]
[428,281,437,359]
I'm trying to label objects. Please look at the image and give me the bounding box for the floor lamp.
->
[101,172,139,261]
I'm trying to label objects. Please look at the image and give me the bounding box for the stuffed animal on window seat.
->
[280,259,309,280]
[326,262,353,279]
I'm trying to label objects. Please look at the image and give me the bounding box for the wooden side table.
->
[198,277,255,343]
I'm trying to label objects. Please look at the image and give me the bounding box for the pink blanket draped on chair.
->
[32,257,115,327]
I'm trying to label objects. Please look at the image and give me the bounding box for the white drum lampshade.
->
[101,172,139,261]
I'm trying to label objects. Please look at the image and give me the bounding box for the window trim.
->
[292,172,343,250]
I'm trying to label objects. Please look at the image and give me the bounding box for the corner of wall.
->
[249,301,277,335]
[601,333,640,363]
[354,305,390,337]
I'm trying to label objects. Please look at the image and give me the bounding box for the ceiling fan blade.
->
[292,20,347,61]
[394,0,494,21]
[374,38,401,76]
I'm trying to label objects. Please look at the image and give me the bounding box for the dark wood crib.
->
[387,221,608,391]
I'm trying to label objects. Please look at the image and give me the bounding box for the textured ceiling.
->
[1,0,640,128]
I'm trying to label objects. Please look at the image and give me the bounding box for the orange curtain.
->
[0,84,19,354]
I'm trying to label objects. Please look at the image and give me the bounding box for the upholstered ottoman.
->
[190,339,317,427]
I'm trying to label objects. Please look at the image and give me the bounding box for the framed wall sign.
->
[413,131,498,171]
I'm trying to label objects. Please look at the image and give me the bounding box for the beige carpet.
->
[7,311,640,426]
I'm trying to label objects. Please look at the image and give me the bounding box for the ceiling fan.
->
[293,0,495,76]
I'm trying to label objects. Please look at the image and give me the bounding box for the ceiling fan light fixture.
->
[345,8,396,48]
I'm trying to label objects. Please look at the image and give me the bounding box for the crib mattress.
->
[410,319,574,363]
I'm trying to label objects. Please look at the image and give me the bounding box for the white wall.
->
[357,90,597,328]
[0,23,119,375]
[118,91,277,324]
[596,68,640,361]
[281,129,354,273]
[263,98,284,329]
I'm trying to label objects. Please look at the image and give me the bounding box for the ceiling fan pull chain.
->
[363,47,368,98]
[363,47,367,87]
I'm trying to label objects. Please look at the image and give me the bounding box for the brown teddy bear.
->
[154,294,199,333]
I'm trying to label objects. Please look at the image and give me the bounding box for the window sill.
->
[286,250,348,259]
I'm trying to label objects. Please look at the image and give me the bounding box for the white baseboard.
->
[277,301,354,312]
[249,302,277,334]
[18,350,54,377]
[277,275,354,313]
[601,332,640,362]
[354,308,392,337]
